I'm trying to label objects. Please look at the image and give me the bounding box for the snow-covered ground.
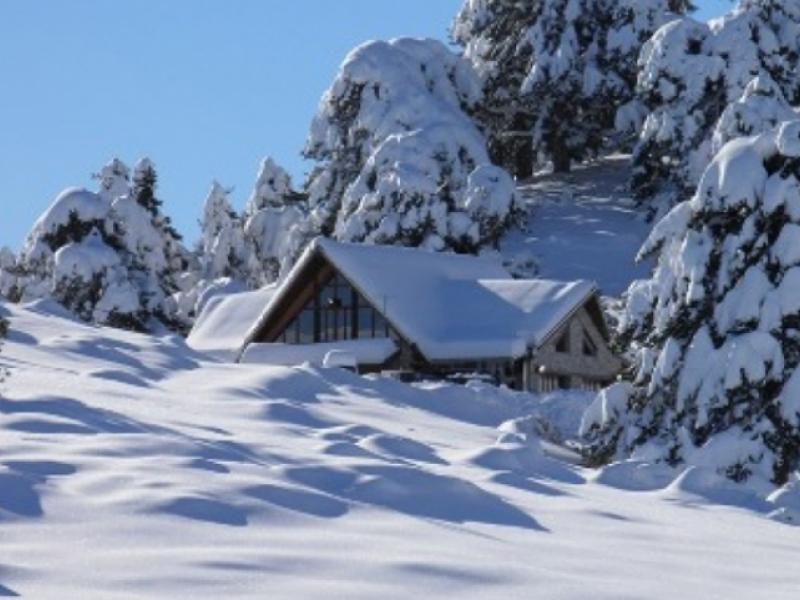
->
[503,155,654,295]
[1,300,799,599]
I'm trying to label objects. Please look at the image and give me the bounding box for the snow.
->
[52,229,119,283]
[501,156,654,295]
[1,297,799,598]
[241,339,397,368]
[26,187,109,241]
[187,285,277,360]
[303,36,519,255]
[776,119,800,157]
[246,238,597,362]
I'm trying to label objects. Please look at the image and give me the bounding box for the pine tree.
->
[711,75,796,156]
[12,159,192,334]
[242,158,305,285]
[93,157,130,203]
[453,0,686,177]
[0,299,9,340]
[452,0,542,179]
[583,122,800,486]
[0,247,20,302]
[198,181,245,281]
[244,157,303,215]
[632,0,800,213]
[301,37,522,258]
[132,159,187,279]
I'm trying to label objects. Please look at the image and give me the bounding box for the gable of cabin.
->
[523,297,622,393]
[248,252,417,369]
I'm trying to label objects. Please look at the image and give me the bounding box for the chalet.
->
[227,239,622,393]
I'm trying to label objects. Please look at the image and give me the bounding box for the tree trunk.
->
[512,134,534,180]
[551,139,571,174]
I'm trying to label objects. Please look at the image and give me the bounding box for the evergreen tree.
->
[12,158,192,334]
[711,75,796,156]
[632,0,800,214]
[198,181,245,281]
[301,37,521,258]
[93,157,131,203]
[453,0,686,177]
[242,158,305,285]
[244,157,303,215]
[0,247,19,302]
[129,158,188,293]
[583,122,800,486]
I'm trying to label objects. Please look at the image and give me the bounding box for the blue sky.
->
[0,0,729,250]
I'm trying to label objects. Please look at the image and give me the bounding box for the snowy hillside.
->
[1,301,799,598]
[502,155,654,296]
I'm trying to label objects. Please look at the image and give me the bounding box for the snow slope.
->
[1,301,799,599]
[502,155,654,296]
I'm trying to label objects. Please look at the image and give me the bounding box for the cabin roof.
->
[188,284,278,359]
[242,239,599,362]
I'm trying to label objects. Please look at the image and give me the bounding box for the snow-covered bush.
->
[632,0,800,212]
[583,122,800,486]
[301,37,522,256]
[452,0,686,176]
[13,158,193,333]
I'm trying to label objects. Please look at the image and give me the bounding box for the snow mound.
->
[2,302,800,597]
[187,284,277,359]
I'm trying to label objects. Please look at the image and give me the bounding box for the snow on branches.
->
[632,0,800,214]
[453,0,685,177]
[302,37,522,255]
[584,122,800,486]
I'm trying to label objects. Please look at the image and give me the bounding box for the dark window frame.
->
[276,271,391,344]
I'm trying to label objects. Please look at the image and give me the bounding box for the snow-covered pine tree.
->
[198,181,245,281]
[453,0,686,177]
[244,157,304,215]
[0,299,8,386]
[12,158,193,333]
[0,298,9,340]
[241,158,305,286]
[11,186,145,328]
[0,247,19,302]
[110,158,192,331]
[583,122,800,486]
[712,75,797,156]
[93,157,131,203]
[632,0,800,214]
[51,227,142,327]
[302,37,522,257]
[451,0,542,179]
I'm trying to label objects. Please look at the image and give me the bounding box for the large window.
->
[277,272,391,344]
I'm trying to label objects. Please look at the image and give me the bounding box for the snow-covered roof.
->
[241,338,398,367]
[188,284,278,360]
[244,239,598,362]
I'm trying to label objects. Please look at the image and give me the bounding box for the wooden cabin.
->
[226,239,622,394]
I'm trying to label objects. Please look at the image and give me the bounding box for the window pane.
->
[338,309,349,340]
[299,310,314,344]
[319,279,335,306]
[358,308,373,338]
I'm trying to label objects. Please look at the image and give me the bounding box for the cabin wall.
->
[524,306,621,393]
